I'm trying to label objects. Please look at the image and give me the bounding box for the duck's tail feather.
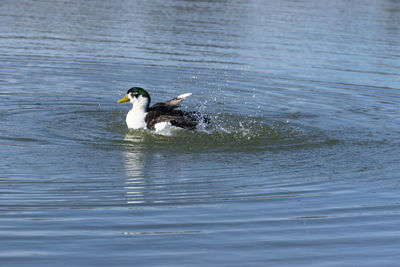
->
[164,92,192,108]
[177,92,192,99]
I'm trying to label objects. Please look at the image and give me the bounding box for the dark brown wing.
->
[145,110,198,131]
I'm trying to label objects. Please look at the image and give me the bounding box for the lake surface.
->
[1,0,400,266]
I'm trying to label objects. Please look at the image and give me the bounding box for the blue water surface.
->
[1,0,400,266]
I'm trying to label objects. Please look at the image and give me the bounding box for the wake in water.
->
[122,111,332,153]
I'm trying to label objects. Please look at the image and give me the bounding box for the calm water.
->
[1,0,400,266]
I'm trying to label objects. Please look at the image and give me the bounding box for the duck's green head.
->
[117,87,151,105]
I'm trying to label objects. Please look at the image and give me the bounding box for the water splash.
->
[121,111,338,153]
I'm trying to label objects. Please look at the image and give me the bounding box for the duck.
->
[117,87,202,131]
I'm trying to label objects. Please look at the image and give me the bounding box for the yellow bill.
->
[117,94,130,103]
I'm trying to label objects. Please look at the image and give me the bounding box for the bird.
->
[117,87,202,131]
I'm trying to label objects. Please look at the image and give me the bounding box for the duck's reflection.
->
[122,130,207,205]
[122,131,150,204]
[122,131,177,205]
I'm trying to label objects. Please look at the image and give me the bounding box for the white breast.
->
[125,95,149,129]
[126,109,147,129]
